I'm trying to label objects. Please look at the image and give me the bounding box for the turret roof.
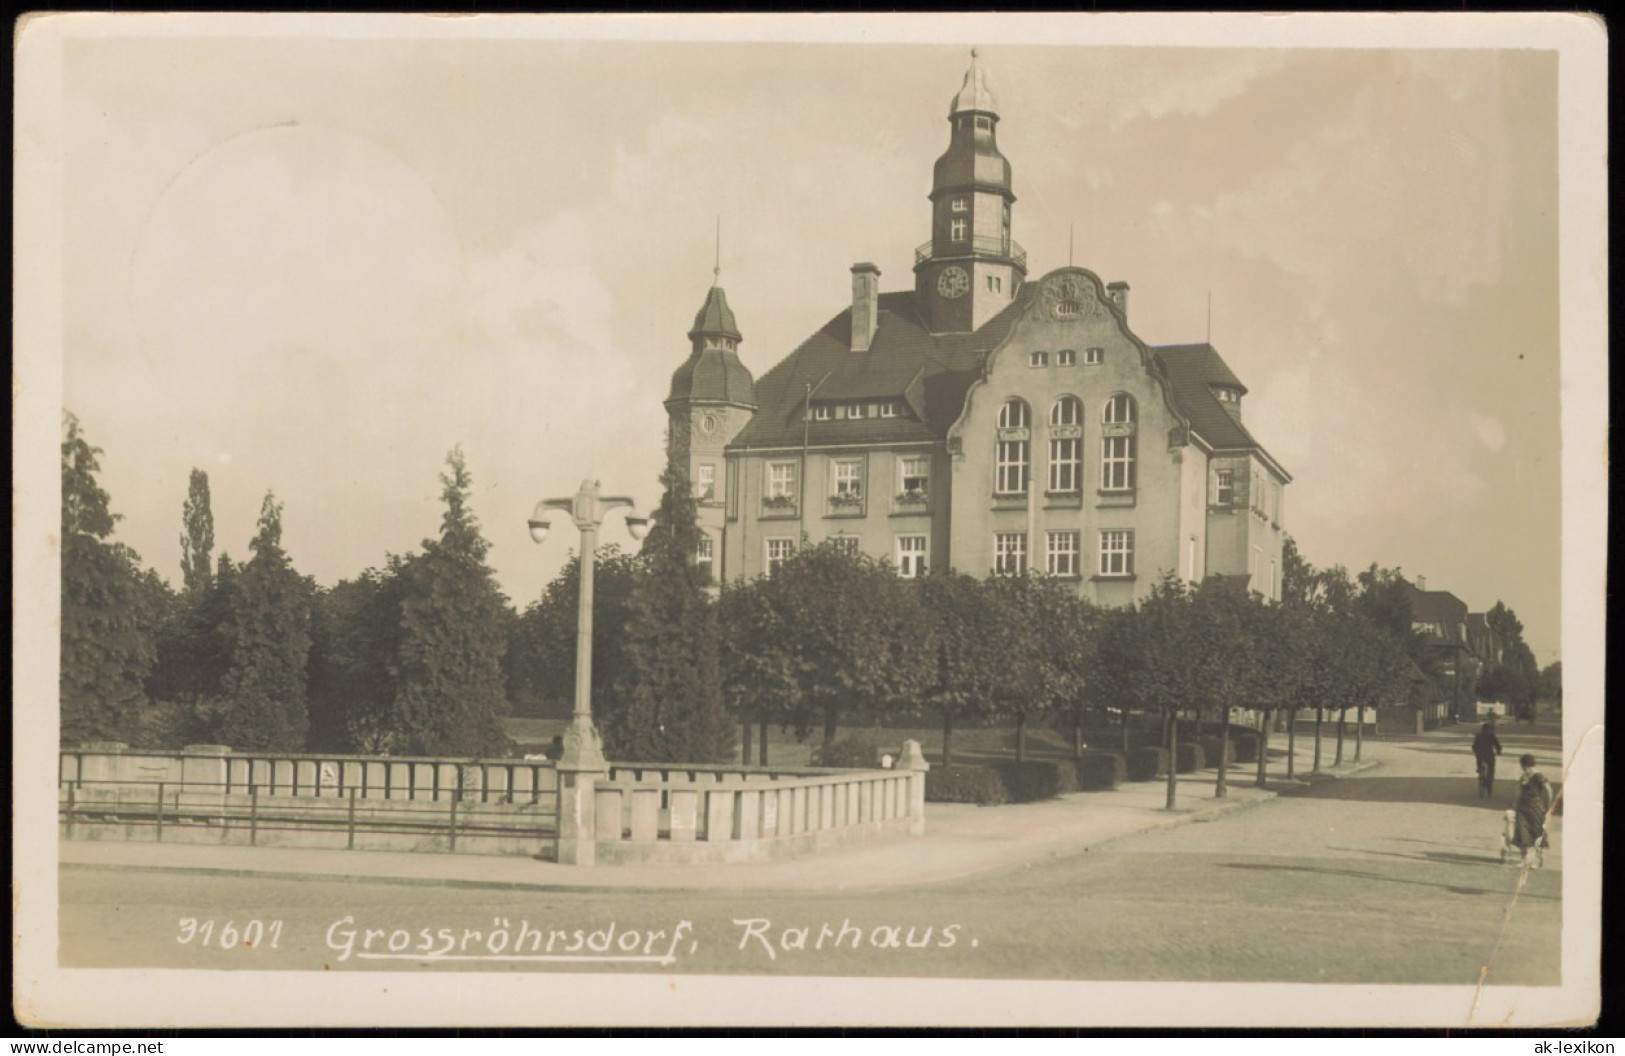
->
[950,50,999,116]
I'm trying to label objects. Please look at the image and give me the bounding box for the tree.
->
[509,545,644,719]
[739,542,929,746]
[390,449,514,757]
[602,463,733,763]
[214,493,313,752]
[718,576,800,765]
[1538,662,1562,708]
[1187,577,1251,798]
[180,468,215,597]
[306,570,406,753]
[59,413,165,745]
[1094,574,1201,809]
[915,571,1003,766]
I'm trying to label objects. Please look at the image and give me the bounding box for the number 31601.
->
[176,917,283,950]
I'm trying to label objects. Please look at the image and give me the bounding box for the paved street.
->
[58,719,1562,985]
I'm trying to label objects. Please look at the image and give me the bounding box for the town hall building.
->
[663,53,1291,605]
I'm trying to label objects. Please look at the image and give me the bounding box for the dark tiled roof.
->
[689,286,741,340]
[1407,583,1469,649]
[1151,344,1256,452]
[728,288,1033,450]
[667,347,756,406]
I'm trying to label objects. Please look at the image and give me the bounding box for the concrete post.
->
[899,738,930,836]
[555,765,604,866]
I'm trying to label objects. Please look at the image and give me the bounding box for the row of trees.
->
[62,411,1560,789]
[62,413,513,756]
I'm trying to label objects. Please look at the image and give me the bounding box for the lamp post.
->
[528,479,649,772]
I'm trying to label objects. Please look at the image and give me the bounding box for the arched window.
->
[1048,396,1083,493]
[998,398,1030,429]
[1100,393,1137,491]
[1103,393,1137,425]
[996,398,1030,494]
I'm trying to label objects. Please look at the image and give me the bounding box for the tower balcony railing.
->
[915,236,1027,270]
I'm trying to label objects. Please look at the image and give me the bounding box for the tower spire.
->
[714,216,722,286]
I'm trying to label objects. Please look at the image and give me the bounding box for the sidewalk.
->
[58,734,1391,893]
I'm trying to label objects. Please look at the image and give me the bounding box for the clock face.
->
[937,266,970,300]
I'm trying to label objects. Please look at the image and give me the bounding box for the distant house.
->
[1405,580,1475,722]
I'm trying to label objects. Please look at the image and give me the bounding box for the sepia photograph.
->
[12,12,1607,1031]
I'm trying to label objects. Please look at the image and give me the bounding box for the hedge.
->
[1076,751,1127,791]
[925,766,1010,805]
[1234,733,1260,764]
[1127,746,1169,781]
[1196,737,1234,767]
[1175,742,1206,773]
[811,734,884,769]
[924,759,1080,805]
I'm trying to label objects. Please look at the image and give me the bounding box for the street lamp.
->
[529,479,648,772]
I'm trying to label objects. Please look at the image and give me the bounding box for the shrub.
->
[1127,746,1169,781]
[1175,742,1206,773]
[992,759,1079,801]
[811,735,884,769]
[1234,733,1260,764]
[925,765,1010,805]
[1076,751,1126,791]
[1196,737,1234,767]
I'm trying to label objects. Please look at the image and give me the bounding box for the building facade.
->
[667,54,1291,604]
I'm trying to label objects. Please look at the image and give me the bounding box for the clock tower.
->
[665,280,755,581]
[915,50,1025,334]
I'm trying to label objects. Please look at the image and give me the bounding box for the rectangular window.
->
[1268,558,1277,600]
[1057,348,1077,366]
[1101,435,1136,490]
[1215,468,1234,506]
[987,275,1002,293]
[1048,437,1080,492]
[1099,530,1134,577]
[897,535,927,578]
[1270,482,1280,522]
[1029,350,1049,368]
[951,197,968,213]
[766,461,796,500]
[696,534,714,580]
[830,536,859,556]
[1083,347,1104,365]
[878,401,899,418]
[1186,535,1198,582]
[1252,472,1264,513]
[994,533,1027,577]
[765,538,794,576]
[845,403,866,420]
[1250,545,1263,589]
[832,458,863,498]
[1046,531,1079,577]
[950,218,968,241]
[813,405,832,421]
[696,463,716,502]
[996,440,1029,494]
[900,455,929,497]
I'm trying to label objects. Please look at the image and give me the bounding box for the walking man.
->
[1472,717,1503,799]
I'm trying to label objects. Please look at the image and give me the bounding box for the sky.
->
[46,16,1580,664]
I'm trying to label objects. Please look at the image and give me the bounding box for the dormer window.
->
[1214,387,1240,403]
[878,401,899,418]
[845,403,866,420]
[813,405,832,421]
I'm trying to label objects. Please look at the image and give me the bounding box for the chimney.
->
[1107,281,1129,318]
[1416,575,1427,592]
[851,263,881,352]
